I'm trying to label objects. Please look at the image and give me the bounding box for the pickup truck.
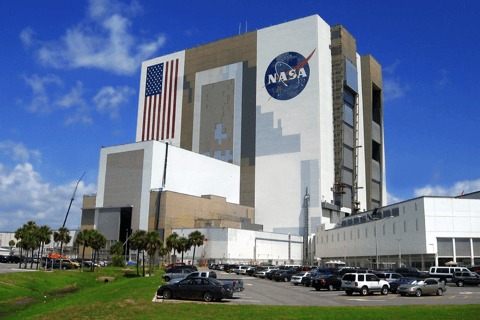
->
[169,271,244,292]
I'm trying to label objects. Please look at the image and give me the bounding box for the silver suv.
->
[341,273,390,296]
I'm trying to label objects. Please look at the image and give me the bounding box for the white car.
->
[233,266,249,275]
[291,272,312,286]
[341,273,389,296]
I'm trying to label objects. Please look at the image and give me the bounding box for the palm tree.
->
[166,232,180,264]
[188,231,204,266]
[145,231,163,277]
[24,221,39,269]
[14,226,26,268]
[54,227,71,269]
[90,231,107,272]
[130,230,147,277]
[158,246,169,268]
[37,225,52,270]
[73,229,91,272]
[177,237,191,264]
[9,240,15,252]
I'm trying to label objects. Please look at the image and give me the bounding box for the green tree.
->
[37,225,52,270]
[14,226,27,268]
[73,229,92,272]
[177,237,191,264]
[188,231,204,266]
[8,240,15,253]
[54,227,71,270]
[90,230,107,272]
[166,232,180,264]
[110,241,124,256]
[130,230,147,277]
[145,231,163,277]
[24,221,39,269]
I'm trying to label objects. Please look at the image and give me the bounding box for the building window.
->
[404,221,407,233]
[415,203,417,211]
[403,206,405,214]
[321,236,323,243]
[374,225,376,237]
[383,224,385,235]
[416,219,419,231]
[393,222,396,234]
[365,228,368,238]
[332,234,334,242]
[350,230,352,240]
[344,232,346,241]
[358,229,360,239]
[337,233,339,241]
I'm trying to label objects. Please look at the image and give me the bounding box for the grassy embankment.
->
[1,266,479,319]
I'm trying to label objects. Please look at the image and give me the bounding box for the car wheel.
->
[203,291,214,302]
[345,290,353,296]
[392,288,396,294]
[284,277,288,282]
[328,284,334,291]
[293,283,298,286]
[315,287,320,291]
[164,277,170,282]
[162,289,172,299]
[436,288,443,296]
[360,287,369,296]
[62,266,67,270]
[305,283,310,287]
[381,286,388,295]
[415,289,422,297]
[400,293,406,296]
[457,281,464,287]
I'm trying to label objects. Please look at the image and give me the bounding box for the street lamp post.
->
[396,239,402,267]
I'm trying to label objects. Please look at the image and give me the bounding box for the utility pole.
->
[303,187,310,265]
[396,239,402,267]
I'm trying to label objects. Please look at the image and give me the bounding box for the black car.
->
[41,259,73,270]
[157,277,233,302]
[453,271,480,287]
[273,270,297,282]
[312,275,342,291]
[394,267,427,279]
[0,255,22,263]
[389,277,415,293]
[166,265,198,273]
[265,269,279,280]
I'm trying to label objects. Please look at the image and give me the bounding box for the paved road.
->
[0,262,40,274]
[217,271,480,306]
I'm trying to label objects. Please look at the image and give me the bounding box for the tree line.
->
[12,220,205,276]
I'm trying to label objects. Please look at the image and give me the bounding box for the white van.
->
[429,267,470,283]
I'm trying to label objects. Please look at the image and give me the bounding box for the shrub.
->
[110,255,125,267]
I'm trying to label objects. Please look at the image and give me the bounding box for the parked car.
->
[395,267,428,279]
[291,272,312,286]
[273,269,297,282]
[0,255,21,263]
[41,258,74,270]
[374,272,403,284]
[156,277,234,302]
[389,277,415,293]
[452,271,480,287]
[165,264,197,273]
[341,273,389,296]
[162,268,195,282]
[265,268,279,280]
[397,278,446,297]
[428,266,470,284]
[312,275,343,291]
[246,265,261,276]
[233,266,250,275]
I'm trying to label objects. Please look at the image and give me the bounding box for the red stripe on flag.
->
[161,61,169,140]
[142,97,148,141]
[147,96,152,140]
[172,58,179,139]
[166,60,174,139]
[151,95,157,141]
[156,94,162,141]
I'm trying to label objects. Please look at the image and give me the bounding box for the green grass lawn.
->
[1,267,479,319]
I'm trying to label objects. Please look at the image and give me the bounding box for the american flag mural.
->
[142,59,179,141]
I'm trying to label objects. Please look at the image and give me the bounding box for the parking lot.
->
[216,271,480,306]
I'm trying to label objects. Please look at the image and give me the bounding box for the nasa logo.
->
[264,49,315,100]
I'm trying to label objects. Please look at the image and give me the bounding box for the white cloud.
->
[88,0,143,21]
[383,59,401,74]
[383,77,411,102]
[0,161,96,231]
[93,85,136,119]
[54,81,93,125]
[23,74,63,112]
[0,141,41,164]
[413,179,480,198]
[20,27,35,47]
[387,192,403,205]
[35,12,165,75]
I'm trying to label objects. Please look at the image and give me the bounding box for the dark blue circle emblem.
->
[264,51,311,100]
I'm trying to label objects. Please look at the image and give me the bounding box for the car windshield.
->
[407,280,423,285]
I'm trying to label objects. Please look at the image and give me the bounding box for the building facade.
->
[314,196,480,269]
[134,14,386,237]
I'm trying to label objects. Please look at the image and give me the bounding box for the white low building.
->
[172,227,303,265]
[314,196,480,270]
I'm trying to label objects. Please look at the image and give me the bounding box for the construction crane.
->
[62,172,86,228]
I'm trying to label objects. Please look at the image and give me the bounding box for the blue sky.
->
[1,0,479,232]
